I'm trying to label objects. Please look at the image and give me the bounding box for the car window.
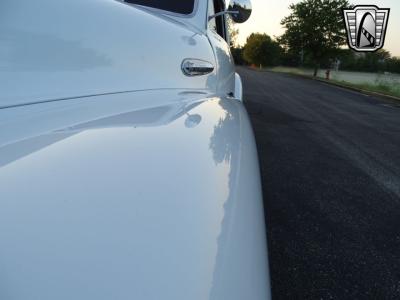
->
[124,0,195,15]
[208,0,227,40]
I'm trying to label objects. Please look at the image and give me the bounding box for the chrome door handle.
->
[181,59,214,76]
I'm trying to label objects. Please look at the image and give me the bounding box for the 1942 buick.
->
[0,0,271,299]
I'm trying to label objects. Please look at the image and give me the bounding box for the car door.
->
[207,0,236,97]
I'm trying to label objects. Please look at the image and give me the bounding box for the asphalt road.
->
[237,67,400,299]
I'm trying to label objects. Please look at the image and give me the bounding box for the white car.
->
[0,0,271,299]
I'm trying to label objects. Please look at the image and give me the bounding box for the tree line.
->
[230,0,400,75]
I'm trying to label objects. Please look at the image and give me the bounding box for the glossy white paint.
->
[0,93,271,300]
[0,0,217,108]
[206,0,236,97]
[1,0,270,299]
[235,72,244,101]
[207,29,236,97]
[123,0,209,31]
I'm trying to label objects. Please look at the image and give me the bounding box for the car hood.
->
[0,0,216,108]
[0,91,270,300]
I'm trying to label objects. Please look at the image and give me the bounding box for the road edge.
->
[246,67,400,104]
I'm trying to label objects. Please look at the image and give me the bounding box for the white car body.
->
[0,0,271,299]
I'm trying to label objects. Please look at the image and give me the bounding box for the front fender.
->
[0,92,271,300]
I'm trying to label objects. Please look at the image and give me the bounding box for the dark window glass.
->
[208,0,226,39]
[125,0,195,15]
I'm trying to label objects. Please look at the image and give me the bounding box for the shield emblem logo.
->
[343,5,390,52]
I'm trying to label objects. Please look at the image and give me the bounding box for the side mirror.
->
[228,0,252,23]
[208,0,252,24]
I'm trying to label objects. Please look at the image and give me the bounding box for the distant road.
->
[238,67,400,299]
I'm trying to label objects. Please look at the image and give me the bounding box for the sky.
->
[236,0,400,57]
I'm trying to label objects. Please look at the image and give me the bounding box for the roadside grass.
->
[331,80,400,99]
[265,66,400,100]
[268,66,313,77]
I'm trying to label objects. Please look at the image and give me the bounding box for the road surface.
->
[238,67,400,299]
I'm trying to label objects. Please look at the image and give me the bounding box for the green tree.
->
[337,49,396,73]
[387,57,400,74]
[231,47,245,65]
[227,18,239,47]
[279,0,349,76]
[243,33,282,67]
[362,49,391,72]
